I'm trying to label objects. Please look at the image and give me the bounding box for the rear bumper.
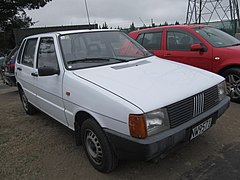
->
[105,97,230,161]
[3,72,16,86]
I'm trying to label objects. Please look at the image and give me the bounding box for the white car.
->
[15,29,230,172]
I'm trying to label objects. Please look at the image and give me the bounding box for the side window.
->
[22,38,37,67]
[167,30,201,51]
[37,37,59,71]
[17,40,26,64]
[142,32,162,50]
[136,33,144,44]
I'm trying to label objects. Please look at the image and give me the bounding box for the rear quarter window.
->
[17,40,26,64]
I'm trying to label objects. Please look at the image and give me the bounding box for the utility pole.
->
[84,0,91,27]
[186,0,239,34]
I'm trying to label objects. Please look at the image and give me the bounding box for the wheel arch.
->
[74,110,102,146]
[74,111,96,128]
[218,64,240,76]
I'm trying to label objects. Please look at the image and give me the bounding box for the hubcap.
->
[85,129,103,165]
[226,74,240,100]
[21,92,29,111]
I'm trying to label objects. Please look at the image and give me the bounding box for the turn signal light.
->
[129,114,147,138]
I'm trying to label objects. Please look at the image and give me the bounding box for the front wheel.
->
[222,68,240,103]
[81,118,118,173]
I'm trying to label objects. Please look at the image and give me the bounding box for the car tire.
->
[74,121,82,146]
[222,68,240,103]
[19,88,36,115]
[81,118,118,173]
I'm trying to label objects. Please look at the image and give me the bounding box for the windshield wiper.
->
[231,43,240,46]
[108,57,129,62]
[67,57,129,64]
[68,58,110,64]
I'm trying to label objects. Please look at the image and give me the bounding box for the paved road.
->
[181,143,240,180]
[0,84,239,180]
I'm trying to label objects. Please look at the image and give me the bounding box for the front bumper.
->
[105,96,230,161]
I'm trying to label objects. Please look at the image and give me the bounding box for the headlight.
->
[129,108,170,138]
[144,108,170,136]
[218,81,227,101]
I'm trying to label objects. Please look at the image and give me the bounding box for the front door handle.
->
[164,53,172,57]
[31,72,38,77]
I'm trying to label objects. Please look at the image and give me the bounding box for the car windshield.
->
[59,31,151,70]
[193,27,240,48]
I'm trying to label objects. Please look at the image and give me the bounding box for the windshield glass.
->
[59,31,151,70]
[193,27,240,48]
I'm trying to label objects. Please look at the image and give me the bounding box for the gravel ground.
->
[0,85,240,180]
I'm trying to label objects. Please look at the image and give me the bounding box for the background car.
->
[3,47,18,86]
[0,53,5,68]
[129,25,240,103]
[0,53,6,83]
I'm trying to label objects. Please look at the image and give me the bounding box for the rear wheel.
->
[81,118,118,173]
[19,88,36,115]
[222,68,240,103]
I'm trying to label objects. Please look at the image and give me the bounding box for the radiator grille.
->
[167,86,219,128]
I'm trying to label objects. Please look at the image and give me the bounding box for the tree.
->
[102,22,108,29]
[175,21,180,25]
[0,0,52,30]
[130,22,135,31]
[164,21,168,26]
[0,0,52,49]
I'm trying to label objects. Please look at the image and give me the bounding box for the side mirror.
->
[38,66,60,76]
[190,44,203,51]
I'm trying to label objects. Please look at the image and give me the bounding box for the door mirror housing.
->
[38,66,60,76]
[190,44,204,51]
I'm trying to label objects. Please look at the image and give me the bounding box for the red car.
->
[129,25,240,103]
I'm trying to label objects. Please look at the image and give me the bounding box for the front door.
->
[164,28,213,71]
[35,36,68,126]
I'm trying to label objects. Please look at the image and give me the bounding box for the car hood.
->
[73,56,224,112]
[220,45,240,55]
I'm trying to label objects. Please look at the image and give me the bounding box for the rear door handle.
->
[31,72,38,77]
[17,67,22,71]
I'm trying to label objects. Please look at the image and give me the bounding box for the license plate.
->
[190,118,212,140]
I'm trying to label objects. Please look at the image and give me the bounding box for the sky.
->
[25,0,188,28]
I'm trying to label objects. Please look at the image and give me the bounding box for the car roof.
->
[25,29,119,39]
[129,24,210,34]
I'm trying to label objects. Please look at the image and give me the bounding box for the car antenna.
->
[139,17,146,27]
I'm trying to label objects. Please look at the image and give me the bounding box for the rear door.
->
[163,28,213,71]
[35,36,68,126]
[16,38,38,106]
